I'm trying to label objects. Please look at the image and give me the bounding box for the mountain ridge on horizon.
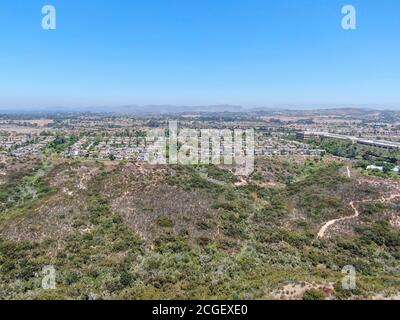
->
[0,104,399,114]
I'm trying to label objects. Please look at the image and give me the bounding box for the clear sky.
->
[0,0,399,109]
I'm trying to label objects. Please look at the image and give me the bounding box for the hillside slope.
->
[0,157,399,299]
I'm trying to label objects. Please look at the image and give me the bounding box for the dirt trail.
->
[346,166,351,178]
[234,177,248,187]
[317,166,400,239]
[317,200,359,238]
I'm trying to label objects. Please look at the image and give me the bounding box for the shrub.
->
[157,215,174,228]
[303,289,325,300]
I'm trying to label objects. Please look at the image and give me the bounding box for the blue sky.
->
[0,0,399,109]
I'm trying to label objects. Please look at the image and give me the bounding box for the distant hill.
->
[116,104,244,114]
[1,104,399,115]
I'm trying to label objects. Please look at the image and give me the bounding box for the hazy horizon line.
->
[0,103,400,114]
